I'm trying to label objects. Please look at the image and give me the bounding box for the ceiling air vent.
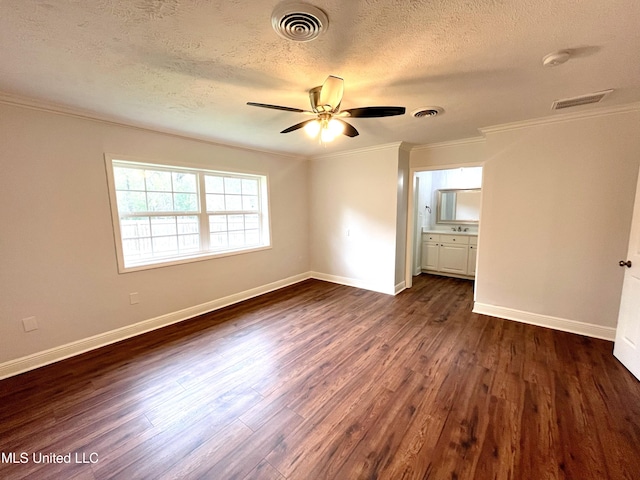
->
[551,89,613,110]
[412,107,444,118]
[271,3,328,42]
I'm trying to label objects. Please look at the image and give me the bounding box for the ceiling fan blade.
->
[336,119,359,137]
[319,75,344,112]
[342,106,406,118]
[247,102,307,113]
[280,119,316,134]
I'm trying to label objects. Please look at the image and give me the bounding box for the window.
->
[105,156,270,272]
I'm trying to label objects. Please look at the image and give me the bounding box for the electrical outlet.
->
[129,292,139,305]
[22,316,38,332]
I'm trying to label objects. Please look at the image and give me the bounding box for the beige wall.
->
[0,102,309,365]
[476,109,640,333]
[395,146,410,289]
[411,137,485,169]
[309,144,402,294]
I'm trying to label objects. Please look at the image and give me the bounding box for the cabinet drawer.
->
[439,234,469,245]
[423,233,440,242]
[469,236,478,245]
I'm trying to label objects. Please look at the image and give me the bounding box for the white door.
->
[613,169,640,380]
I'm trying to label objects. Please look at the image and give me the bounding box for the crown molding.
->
[411,136,485,151]
[310,141,405,160]
[480,102,640,135]
[0,92,303,160]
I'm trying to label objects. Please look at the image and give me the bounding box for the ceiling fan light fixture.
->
[247,75,405,142]
[320,127,335,143]
[327,118,344,137]
[305,117,343,142]
[304,119,321,137]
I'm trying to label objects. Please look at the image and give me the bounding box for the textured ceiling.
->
[1,0,639,155]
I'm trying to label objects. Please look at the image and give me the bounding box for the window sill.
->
[118,245,272,273]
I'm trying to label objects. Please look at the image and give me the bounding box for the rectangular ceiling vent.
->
[551,89,613,110]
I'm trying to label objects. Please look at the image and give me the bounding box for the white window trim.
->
[104,154,271,273]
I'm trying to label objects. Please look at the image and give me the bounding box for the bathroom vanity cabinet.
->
[421,232,477,279]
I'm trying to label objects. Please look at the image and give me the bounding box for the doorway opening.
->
[406,165,483,288]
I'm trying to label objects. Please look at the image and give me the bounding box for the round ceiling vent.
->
[271,3,328,42]
[412,107,444,118]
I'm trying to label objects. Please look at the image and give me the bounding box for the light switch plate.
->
[22,316,38,332]
[129,292,139,305]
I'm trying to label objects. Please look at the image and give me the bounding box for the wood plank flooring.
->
[1,274,639,479]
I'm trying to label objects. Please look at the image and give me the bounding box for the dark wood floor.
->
[1,275,639,480]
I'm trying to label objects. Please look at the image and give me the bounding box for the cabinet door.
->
[439,243,468,274]
[467,244,477,276]
[421,242,439,270]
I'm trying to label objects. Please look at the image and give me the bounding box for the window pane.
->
[229,232,245,246]
[172,172,197,192]
[177,216,199,234]
[117,191,147,213]
[209,215,227,232]
[146,170,172,191]
[205,175,224,193]
[245,230,260,245]
[224,177,242,194]
[152,236,178,253]
[245,214,259,230]
[123,237,152,258]
[151,217,177,236]
[228,214,244,231]
[225,195,242,211]
[242,178,258,195]
[147,192,173,212]
[210,233,228,249]
[178,234,200,252]
[115,167,145,191]
[121,217,151,239]
[206,194,225,212]
[242,195,258,211]
[174,193,198,212]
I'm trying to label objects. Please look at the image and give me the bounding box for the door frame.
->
[404,162,485,290]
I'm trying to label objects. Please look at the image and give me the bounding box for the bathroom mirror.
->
[436,188,481,224]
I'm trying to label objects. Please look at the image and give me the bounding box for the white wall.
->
[411,138,486,170]
[0,102,309,367]
[309,143,403,294]
[394,146,410,289]
[475,108,640,337]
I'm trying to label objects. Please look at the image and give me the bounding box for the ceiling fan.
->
[247,75,405,142]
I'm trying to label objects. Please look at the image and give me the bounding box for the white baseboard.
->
[0,273,311,380]
[473,302,616,341]
[309,271,396,295]
[395,281,407,295]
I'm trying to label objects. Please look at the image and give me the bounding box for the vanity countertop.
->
[422,228,478,235]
